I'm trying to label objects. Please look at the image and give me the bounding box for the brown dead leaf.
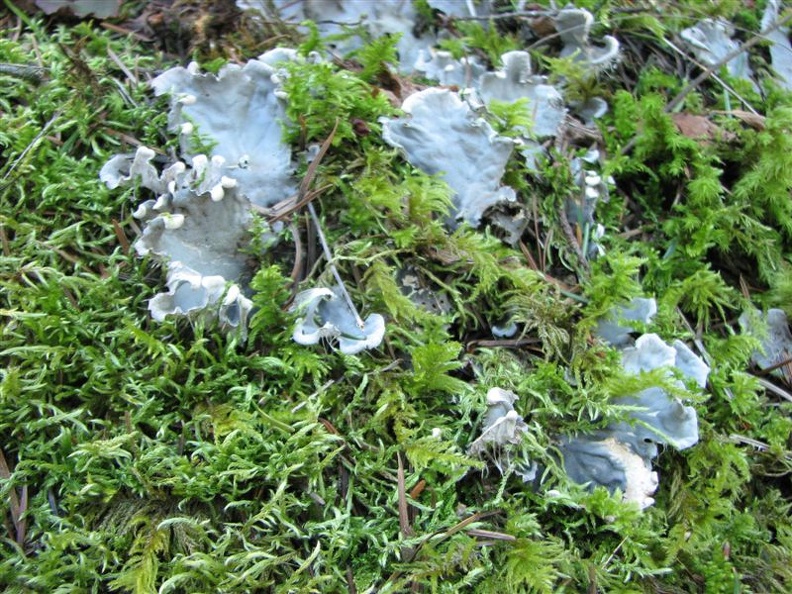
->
[672,113,736,142]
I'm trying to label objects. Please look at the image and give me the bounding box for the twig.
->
[728,434,771,451]
[250,120,337,222]
[345,566,358,594]
[668,12,792,113]
[288,221,304,285]
[106,47,138,85]
[450,9,554,22]
[294,120,366,328]
[753,355,792,378]
[396,453,414,538]
[558,203,590,274]
[466,529,516,542]
[466,337,543,351]
[754,376,792,404]
[0,110,62,191]
[662,38,760,116]
[0,224,10,257]
[112,219,130,255]
[307,201,365,329]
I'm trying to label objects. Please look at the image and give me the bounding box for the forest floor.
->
[2,1,792,592]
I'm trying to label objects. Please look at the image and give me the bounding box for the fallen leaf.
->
[673,113,736,142]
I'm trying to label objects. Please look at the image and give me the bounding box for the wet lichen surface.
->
[2,1,792,592]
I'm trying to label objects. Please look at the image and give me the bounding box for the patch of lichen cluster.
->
[1,2,791,592]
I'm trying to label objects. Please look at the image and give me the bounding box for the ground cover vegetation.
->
[1,0,792,591]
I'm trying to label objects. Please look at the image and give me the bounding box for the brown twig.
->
[250,118,338,223]
[112,219,130,255]
[288,221,304,285]
[753,355,792,378]
[396,453,414,538]
[0,224,10,257]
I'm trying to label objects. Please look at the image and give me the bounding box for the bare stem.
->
[307,201,365,329]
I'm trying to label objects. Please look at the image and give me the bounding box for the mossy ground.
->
[1,1,791,592]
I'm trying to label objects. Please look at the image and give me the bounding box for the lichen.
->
[151,53,297,208]
[554,7,620,71]
[380,88,517,228]
[478,50,566,138]
[291,286,386,355]
[469,387,530,475]
[680,18,754,85]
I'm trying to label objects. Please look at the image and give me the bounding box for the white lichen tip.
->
[132,203,149,219]
[162,213,185,230]
[220,176,237,189]
[136,145,156,160]
[153,194,169,210]
[192,154,208,170]
[180,122,194,135]
[178,93,197,105]
[210,184,225,202]
[222,283,240,305]
[486,387,519,407]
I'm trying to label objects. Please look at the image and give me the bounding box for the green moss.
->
[2,3,792,593]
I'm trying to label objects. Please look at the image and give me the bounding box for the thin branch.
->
[754,376,792,404]
[396,453,414,538]
[0,62,46,83]
[662,37,760,116]
[666,12,792,114]
[0,448,25,547]
[0,110,62,190]
[288,221,304,285]
[558,203,590,275]
[307,201,365,329]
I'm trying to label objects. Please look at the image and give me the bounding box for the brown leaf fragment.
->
[672,113,736,142]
